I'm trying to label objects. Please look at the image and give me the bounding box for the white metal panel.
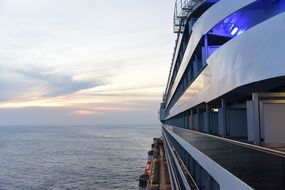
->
[166,0,256,108]
[246,101,256,142]
[260,102,285,147]
[163,126,253,190]
[167,12,285,119]
[165,34,184,98]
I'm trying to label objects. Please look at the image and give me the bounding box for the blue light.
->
[229,24,234,31]
[237,29,245,35]
[230,27,238,35]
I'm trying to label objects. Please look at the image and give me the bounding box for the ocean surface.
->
[0,124,161,190]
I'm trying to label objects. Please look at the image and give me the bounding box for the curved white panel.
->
[167,12,285,119]
[165,1,206,96]
[166,0,256,107]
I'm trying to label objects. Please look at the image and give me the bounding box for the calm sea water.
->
[0,124,161,190]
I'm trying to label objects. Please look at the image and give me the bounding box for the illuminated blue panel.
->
[208,0,285,38]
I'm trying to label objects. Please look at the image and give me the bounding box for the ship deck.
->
[163,125,285,190]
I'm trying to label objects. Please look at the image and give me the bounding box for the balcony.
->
[163,125,285,190]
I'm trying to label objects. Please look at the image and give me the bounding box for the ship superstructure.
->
[160,0,285,189]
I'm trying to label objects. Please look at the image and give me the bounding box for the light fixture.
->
[230,27,239,35]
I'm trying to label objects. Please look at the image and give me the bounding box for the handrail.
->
[173,0,203,33]
[165,125,285,158]
[164,125,285,189]
[163,130,191,190]
[163,126,254,190]
[163,139,180,190]
[164,0,206,108]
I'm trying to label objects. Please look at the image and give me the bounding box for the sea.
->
[0,124,161,190]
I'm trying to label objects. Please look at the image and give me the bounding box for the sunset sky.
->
[0,0,176,125]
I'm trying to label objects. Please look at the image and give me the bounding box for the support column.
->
[218,99,227,137]
[252,93,261,145]
[190,109,194,130]
[204,104,210,133]
[185,111,189,129]
[196,107,200,131]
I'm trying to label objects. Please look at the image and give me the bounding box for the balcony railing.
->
[173,0,204,33]
[163,125,285,190]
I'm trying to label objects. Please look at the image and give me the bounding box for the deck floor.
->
[159,145,171,190]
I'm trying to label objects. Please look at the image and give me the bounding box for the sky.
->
[0,0,176,125]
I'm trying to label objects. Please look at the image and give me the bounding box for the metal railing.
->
[173,0,203,33]
[163,0,206,109]
[163,129,191,190]
[164,125,285,190]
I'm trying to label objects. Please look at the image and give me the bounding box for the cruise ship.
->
[159,0,285,189]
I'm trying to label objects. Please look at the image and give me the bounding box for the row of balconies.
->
[163,0,285,119]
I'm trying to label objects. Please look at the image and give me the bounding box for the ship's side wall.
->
[167,12,285,118]
[165,0,256,108]
[161,0,285,189]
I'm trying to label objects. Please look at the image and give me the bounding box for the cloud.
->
[70,110,98,115]
[16,67,100,97]
[0,65,102,101]
[0,0,176,125]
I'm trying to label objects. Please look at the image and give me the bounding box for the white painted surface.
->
[262,103,285,146]
[167,13,285,119]
[246,101,256,142]
[166,0,256,108]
